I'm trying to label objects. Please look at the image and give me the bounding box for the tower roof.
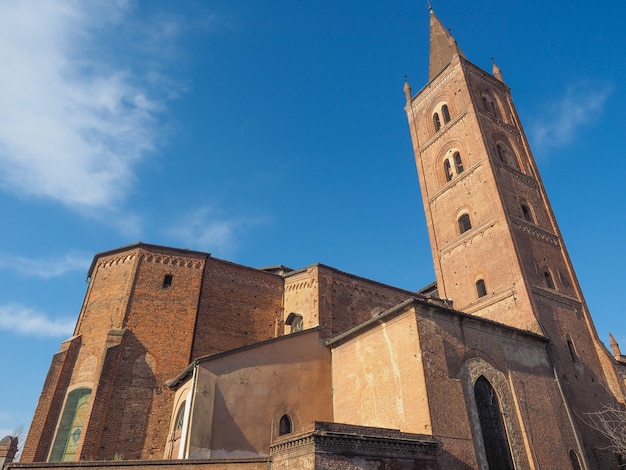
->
[429,9,464,81]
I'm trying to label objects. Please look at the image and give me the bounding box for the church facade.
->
[10,10,626,470]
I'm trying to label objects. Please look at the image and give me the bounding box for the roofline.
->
[326,297,548,347]
[87,242,211,279]
[283,262,424,298]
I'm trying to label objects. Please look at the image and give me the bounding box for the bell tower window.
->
[476,279,487,298]
[444,160,453,181]
[521,203,533,223]
[442,104,451,123]
[433,113,441,131]
[453,152,464,173]
[458,214,472,234]
[544,270,555,289]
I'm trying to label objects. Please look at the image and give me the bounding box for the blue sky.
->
[0,0,624,442]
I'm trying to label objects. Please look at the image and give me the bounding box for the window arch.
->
[279,414,293,436]
[458,213,472,234]
[174,401,186,431]
[569,449,582,470]
[433,113,441,132]
[441,104,451,123]
[474,377,515,470]
[482,93,500,119]
[442,151,464,183]
[285,313,303,333]
[50,388,92,462]
[544,270,556,289]
[476,279,487,298]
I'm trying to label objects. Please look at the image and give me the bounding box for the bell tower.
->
[405,9,625,468]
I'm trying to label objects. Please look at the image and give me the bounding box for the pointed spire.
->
[404,76,412,103]
[491,57,504,83]
[609,332,622,357]
[429,9,464,81]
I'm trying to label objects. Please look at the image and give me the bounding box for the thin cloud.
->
[529,82,611,152]
[166,206,270,255]
[0,253,91,279]
[0,1,177,211]
[0,304,74,337]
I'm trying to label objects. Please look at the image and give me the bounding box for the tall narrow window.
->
[474,377,514,470]
[444,160,453,181]
[458,214,472,234]
[497,144,506,163]
[433,113,441,131]
[453,152,464,174]
[476,279,487,298]
[521,204,533,223]
[569,450,582,470]
[50,388,92,462]
[442,104,451,123]
[279,414,292,436]
[166,401,186,459]
[163,274,173,288]
[544,270,555,289]
[566,335,578,362]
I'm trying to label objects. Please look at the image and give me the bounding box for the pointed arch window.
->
[50,388,92,462]
[458,214,472,234]
[569,450,582,470]
[441,104,451,123]
[474,377,515,470]
[476,279,487,298]
[279,414,293,436]
[433,113,441,132]
[544,270,555,289]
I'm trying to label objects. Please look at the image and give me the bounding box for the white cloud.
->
[0,253,90,279]
[166,206,270,255]
[0,304,74,337]
[529,82,611,151]
[0,1,173,210]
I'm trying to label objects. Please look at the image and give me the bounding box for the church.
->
[8,9,626,470]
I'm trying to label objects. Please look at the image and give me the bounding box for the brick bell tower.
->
[404,9,625,468]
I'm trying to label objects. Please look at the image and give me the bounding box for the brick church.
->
[8,9,626,470]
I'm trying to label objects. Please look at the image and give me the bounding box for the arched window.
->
[174,401,186,431]
[497,144,506,163]
[482,96,489,112]
[279,414,292,436]
[50,388,92,462]
[453,152,464,174]
[544,270,555,289]
[433,113,441,131]
[444,160,453,182]
[476,279,487,298]
[285,313,303,333]
[442,104,451,123]
[566,335,578,362]
[163,274,173,288]
[521,204,533,223]
[474,377,515,470]
[458,214,472,234]
[569,449,582,470]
